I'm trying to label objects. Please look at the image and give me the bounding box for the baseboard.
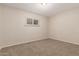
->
[1,37,79,50]
[0,37,47,50]
[49,37,79,46]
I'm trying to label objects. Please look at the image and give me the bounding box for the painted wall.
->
[49,8,79,45]
[0,5,48,49]
[1,5,79,49]
[0,6,3,47]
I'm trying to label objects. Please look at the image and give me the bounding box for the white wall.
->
[0,5,48,49]
[1,5,79,49]
[0,6,3,47]
[49,8,79,45]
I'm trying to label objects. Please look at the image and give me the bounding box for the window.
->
[27,18,32,24]
[24,17,39,27]
[34,19,38,25]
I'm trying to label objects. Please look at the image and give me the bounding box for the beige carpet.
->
[0,39,79,56]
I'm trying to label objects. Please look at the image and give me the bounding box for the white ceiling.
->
[1,3,79,17]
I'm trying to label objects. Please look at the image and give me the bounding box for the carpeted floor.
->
[0,39,79,56]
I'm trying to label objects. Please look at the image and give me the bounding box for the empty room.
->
[1,3,79,56]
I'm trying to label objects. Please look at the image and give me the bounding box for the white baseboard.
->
[49,36,79,45]
[0,37,47,50]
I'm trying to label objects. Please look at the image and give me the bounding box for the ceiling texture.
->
[1,3,79,17]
